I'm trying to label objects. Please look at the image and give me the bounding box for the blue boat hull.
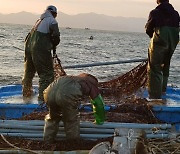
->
[0,84,180,131]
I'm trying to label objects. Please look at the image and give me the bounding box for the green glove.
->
[90,94,105,125]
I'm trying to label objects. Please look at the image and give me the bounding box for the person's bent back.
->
[43,73,105,143]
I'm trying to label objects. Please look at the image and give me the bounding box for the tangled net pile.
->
[54,57,148,101]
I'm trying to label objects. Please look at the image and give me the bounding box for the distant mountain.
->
[0,11,147,32]
[0,11,39,25]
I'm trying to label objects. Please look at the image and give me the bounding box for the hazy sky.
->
[0,0,179,18]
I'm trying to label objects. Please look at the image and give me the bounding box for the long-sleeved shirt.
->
[145,2,179,38]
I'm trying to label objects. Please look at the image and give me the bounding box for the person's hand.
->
[53,53,57,59]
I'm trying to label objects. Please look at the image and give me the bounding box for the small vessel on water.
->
[89,35,93,40]
[65,27,71,29]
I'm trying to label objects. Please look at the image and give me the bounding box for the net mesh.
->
[20,59,159,124]
[99,60,148,101]
[54,58,148,102]
[53,57,66,78]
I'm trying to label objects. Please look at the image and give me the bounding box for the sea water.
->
[0,23,179,87]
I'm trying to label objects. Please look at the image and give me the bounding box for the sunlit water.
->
[0,23,179,105]
[2,95,38,104]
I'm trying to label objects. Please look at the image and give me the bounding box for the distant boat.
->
[89,36,93,40]
[85,28,90,30]
[66,27,71,29]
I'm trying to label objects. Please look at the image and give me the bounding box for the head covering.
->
[157,0,169,4]
[77,73,98,86]
[46,5,57,13]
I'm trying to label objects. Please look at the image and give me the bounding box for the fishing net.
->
[99,60,148,101]
[52,58,160,124]
[53,56,66,78]
[54,56,148,101]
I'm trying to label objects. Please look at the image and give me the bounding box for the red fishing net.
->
[54,57,148,102]
[99,60,148,102]
[53,56,66,78]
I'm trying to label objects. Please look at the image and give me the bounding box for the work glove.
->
[90,94,105,125]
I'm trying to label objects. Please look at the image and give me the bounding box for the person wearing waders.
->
[22,5,60,103]
[43,73,105,143]
[145,0,179,99]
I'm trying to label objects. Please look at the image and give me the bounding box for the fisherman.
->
[145,0,179,99]
[22,5,60,103]
[43,73,105,143]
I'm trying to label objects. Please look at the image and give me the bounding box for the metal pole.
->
[0,132,169,139]
[63,58,147,69]
[12,45,147,68]
[0,120,171,129]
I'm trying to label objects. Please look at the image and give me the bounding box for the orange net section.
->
[54,58,148,102]
[99,60,148,100]
[53,57,66,78]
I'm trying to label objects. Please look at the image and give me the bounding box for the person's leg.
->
[33,49,54,102]
[44,114,60,143]
[147,64,163,99]
[43,105,62,143]
[22,50,36,99]
[162,27,178,93]
[62,101,80,139]
[147,40,166,99]
[162,57,171,93]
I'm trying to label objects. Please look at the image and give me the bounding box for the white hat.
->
[46,5,57,13]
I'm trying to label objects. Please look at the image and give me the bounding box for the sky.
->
[0,0,179,18]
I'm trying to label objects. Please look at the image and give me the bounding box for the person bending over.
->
[43,73,105,143]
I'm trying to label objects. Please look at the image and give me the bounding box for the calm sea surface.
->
[0,23,179,87]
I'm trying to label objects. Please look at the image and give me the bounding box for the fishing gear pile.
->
[52,57,154,124]
[54,55,148,101]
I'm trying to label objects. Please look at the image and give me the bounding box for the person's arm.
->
[145,11,155,38]
[80,80,105,125]
[50,23,60,47]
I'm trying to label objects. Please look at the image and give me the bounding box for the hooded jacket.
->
[43,74,100,104]
[25,10,60,52]
[38,10,60,43]
[145,2,179,38]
